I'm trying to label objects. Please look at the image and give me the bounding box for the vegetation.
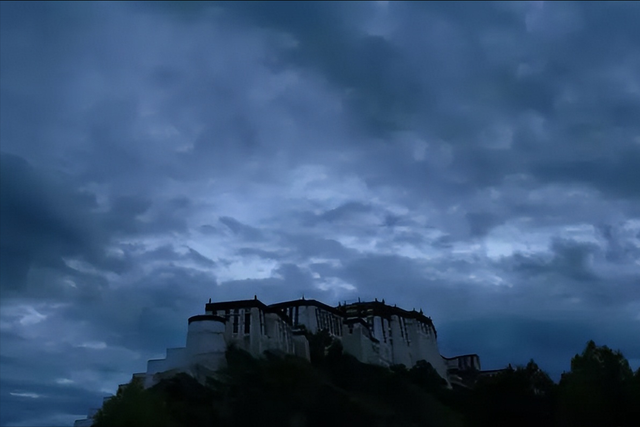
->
[92,337,640,427]
[556,340,639,427]
[463,360,556,427]
[460,340,640,427]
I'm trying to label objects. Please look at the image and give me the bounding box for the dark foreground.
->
[92,336,640,427]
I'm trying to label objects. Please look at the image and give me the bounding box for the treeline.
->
[467,339,640,427]
[92,336,640,427]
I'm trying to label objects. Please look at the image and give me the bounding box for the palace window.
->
[382,319,386,343]
[244,311,251,334]
[316,310,329,332]
[233,308,239,334]
[259,310,265,334]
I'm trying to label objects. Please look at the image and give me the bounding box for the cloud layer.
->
[1,2,639,425]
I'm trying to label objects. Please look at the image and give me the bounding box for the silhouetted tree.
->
[306,328,334,365]
[409,359,449,393]
[92,379,174,427]
[557,340,635,427]
[467,360,555,427]
[628,367,640,426]
[90,336,640,426]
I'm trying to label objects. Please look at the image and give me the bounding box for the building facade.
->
[138,297,478,388]
[75,296,481,426]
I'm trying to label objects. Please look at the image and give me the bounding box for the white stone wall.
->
[298,305,318,333]
[138,300,463,392]
[263,312,293,354]
[145,359,169,388]
[250,307,264,355]
[207,305,307,359]
[221,307,258,355]
[342,322,373,363]
[186,319,226,357]
[292,304,343,337]
[292,333,310,360]
[317,308,343,337]
[80,298,478,425]
[389,315,412,367]
[405,318,450,385]
[444,354,481,371]
[166,347,187,369]
[185,318,226,375]
[342,315,447,373]
[371,316,392,366]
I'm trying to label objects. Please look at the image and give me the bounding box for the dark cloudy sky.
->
[1,1,640,425]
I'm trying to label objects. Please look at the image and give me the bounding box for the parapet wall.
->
[75,296,479,426]
[139,297,476,389]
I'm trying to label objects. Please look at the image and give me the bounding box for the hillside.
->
[91,337,640,427]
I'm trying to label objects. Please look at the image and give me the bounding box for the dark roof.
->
[188,314,226,325]
[205,299,269,312]
[442,353,480,361]
[337,300,438,337]
[203,297,438,337]
[269,298,343,316]
[205,298,298,324]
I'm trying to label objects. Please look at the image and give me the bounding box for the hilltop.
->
[89,336,640,427]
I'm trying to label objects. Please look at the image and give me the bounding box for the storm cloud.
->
[1,2,639,425]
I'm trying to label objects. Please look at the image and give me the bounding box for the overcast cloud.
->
[1,2,639,425]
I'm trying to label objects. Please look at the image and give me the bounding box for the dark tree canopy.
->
[90,337,639,427]
[557,340,638,427]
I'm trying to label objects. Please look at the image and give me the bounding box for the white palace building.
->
[75,297,480,426]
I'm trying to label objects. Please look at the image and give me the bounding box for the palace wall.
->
[138,298,472,390]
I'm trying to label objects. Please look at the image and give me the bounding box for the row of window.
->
[227,307,428,343]
[285,306,300,326]
[399,316,409,339]
[316,309,342,336]
[217,308,265,335]
[366,316,389,343]
[418,321,431,336]
[364,316,419,344]
[277,319,292,351]
[214,308,297,356]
